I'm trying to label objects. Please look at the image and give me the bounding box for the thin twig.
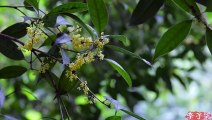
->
[60,97,71,120]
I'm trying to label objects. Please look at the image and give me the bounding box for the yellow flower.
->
[70,33,92,51]
[39,62,50,73]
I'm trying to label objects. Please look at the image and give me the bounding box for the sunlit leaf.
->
[105,116,121,120]
[130,0,164,25]
[1,22,29,39]
[121,109,145,120]
[105,59,132,87]
[0,87,5,108]
[0,37,24,60]
[109,35,130,46]
[61,49,70,65]
[48,2,87,15]
[206,27,212,55]
[106,45,152,67]
[153,20,192,61]
[0,66,27,79]
[104,96,125,111]
[54,33,71,45]
[87,0,108,34]
[55,16,71,27]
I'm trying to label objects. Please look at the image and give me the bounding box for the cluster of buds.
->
[39,62,50,73]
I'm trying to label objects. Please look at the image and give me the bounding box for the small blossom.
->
[39,62,50,73]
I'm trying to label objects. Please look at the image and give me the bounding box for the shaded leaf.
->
[54,33,71,45]
[104,96,124,111]
[1,22,29,39]
[153,20,192,61]
[106,45,152,67]
[48,2,87,15]
[105,59,132,87]
[196,0,212,12]
[172,0,201,14]
[105,116,121,120]
[55,16,71,27]
[3,115,18,120]
[0,87,5,108]
[0,37,24,60]
[58,68,78,94]
[206,27,212,55]
[121,109,145,120]
[64,13,95,39]
[0,66,27,79]
[130,0,164,25]
[61,49,70,65]
[24,0,39,10]
[43,15,57,27]
[109,35,130,46]
[87,0,108,34]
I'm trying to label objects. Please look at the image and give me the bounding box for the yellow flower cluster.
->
[21,22,45,51]
[39,62,50,73]
[77,81,89,95]
[70,34,92,51]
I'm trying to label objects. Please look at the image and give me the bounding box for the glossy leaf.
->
[0,87,5,108]
[64,13,95,39]
[0,66,27,79]
[106,45,152,67]
[153,20,192,61]
[48,2,87,15]
[0,37,24,60]
[121,109,145,120]
[196,0,212,12]
[130,0,164,25]
[54,33,71,45]
[55,16,71,27]
[87,0,108,34]
[172,0,201,14]
[58,68,78,94]
[24,0,39,10]
[104,96,124,111]
[105,116,121,120]
[109,35,130,46]
[1,22,29,39]
[105,59,132,87]
[61,49,70,65]
[206,27,212,55]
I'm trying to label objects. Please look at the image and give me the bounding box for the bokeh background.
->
[0,0,212,120]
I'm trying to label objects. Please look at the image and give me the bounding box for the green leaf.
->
[64,13,95,39]
[129,0,164,25]
[0,66,27,79]
[105,116,121,120]
[109,35,130,46]
[87,0,108,34]
[58,68,78,94]
[24,0,39,10]
[121,109,145,120]
[196,0,212,12]
[1,22,29,39]
[105,59,132,87]
[0,37,24,60]
[43,15,57,27]
[206,27,212,54]
[153,20,192,61]
[47,2,87,15]
[172,0,201,14]
[106,45,152,67]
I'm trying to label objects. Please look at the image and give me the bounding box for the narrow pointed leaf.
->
[0,87,5,108]
[61,49,70,65]
[206,27,212,54]
[172,0,201,14]
[104,96,125,111]
[0,66,27,79]
[105,116,121,120]
[55,16,71,27]
[1,22,29,39]
[121,109,145,120]
[109,35,130,46]
[196,0,212,12]
[105,59,132,87]
[24,0,39,10]
[48,2,87,15]
[153,20,192,61]
[87,0,108,34]
[54,33,71,45]
[0,37,24,60]
[130,0,164,25]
